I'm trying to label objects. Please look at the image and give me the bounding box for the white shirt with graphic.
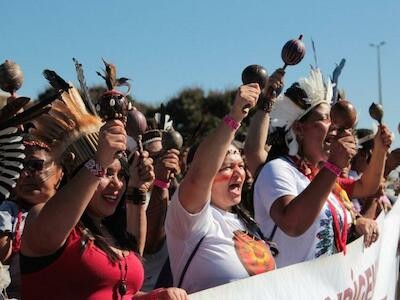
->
[254,157,352,268]
[166,187,275,294]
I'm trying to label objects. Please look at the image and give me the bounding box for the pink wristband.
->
[154,178,170,189]
[324,161,342,177]
[223,115,241,131]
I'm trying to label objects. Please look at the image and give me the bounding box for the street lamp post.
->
[369,41,386,105]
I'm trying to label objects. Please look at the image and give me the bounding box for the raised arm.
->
[270,131,356,236]
[126,150,155,256]
[145,149,180,254]
[244,69,284,176]
[351,125,392,198]
[21,120,127,256]
[179,84,260,214]
[384,148,400,178]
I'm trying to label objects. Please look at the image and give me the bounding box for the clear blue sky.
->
[1,0,399,146]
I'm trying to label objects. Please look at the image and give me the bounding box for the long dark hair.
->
[63,157,138,263]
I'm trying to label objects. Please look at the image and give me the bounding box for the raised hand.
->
[265,68,285,98]
[155,149,181,182]
[128,150,155,192]
[95,120,127,168]
[328,129,357,169]
[231,83,261,120]
[374,124,393,150]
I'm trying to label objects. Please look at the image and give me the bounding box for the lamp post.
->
[369,41,386,105]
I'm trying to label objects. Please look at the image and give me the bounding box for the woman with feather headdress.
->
[19,69,187,300]
[0,89,64,299]
[0,133,64,299]
[253,68,392,268]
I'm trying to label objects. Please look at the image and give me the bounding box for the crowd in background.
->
[0,58,399,300]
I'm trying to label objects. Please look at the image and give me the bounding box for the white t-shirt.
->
[166,188,275,294]
[254,157,352,268]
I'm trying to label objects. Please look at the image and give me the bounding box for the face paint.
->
[213,162,245,184]
[213,173,231,184]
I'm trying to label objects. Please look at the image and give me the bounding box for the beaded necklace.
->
[287,155,349,254]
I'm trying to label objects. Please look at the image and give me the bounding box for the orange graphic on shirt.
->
[233,230,276,276]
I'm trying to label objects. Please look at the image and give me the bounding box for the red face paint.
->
[213,162,245,184]
[213,173,231,184]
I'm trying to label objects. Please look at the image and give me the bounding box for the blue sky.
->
[1,0,399,145]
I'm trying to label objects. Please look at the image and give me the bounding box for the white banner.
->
[190,198,400,300]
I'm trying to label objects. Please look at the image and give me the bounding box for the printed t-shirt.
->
[166,187,275,294]
[254,157,353,268]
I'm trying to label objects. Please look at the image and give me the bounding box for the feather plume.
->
[0,126,24,201]
[30,84,102,169]
[43,70,71,93]
[73,58,97,116]
[96,59,131,95]
[96,58,117,90]
[0,92,60,131]
[0,97,30,121]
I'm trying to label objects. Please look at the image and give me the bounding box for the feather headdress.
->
[270,68,333,155]
[142,104,174,146]
[0,127,24,201]
[0,94,60,201]
[30,78,102,178]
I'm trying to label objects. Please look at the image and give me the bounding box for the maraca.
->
[242,65,269,90]
[241,65,269,113]
[0,60,24,98]
[369,102,384,125]
[95,90,133,121]
[126,108,147,156]
[330,99,357,130]
[127,109,147,140]
[162,128,183,151]
[281,35,306,69]
[241,35,305,113]
[95,59,133,122]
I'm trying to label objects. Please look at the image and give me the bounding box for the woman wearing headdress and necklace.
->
[0,134,64,299]
[165,83,276,294]
[253,68,392,268]
[19,84,187,299]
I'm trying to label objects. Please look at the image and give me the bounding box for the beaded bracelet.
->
[323,161,342,177]
[223,115,240,131]
[84,158,105,177]
[256,95,275,113]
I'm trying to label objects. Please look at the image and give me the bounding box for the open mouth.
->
[228,183,242,196]
[103,194,119,204]
[323,134,334,152]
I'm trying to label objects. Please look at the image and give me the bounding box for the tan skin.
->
[126,150,155,256]
[145,148,180,254]
[21,120,187,300]
[244,69,285,176]
[0,147,63,264]
[270,103,392,247]
[180,83,260,215]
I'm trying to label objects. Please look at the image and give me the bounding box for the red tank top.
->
[21,228,144,300]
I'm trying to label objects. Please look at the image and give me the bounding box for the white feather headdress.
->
[270,68,333,155]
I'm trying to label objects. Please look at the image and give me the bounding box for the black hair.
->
[61,156,138,263]
[355,128,374,151]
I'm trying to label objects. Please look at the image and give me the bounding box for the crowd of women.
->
[0,58,399,300]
